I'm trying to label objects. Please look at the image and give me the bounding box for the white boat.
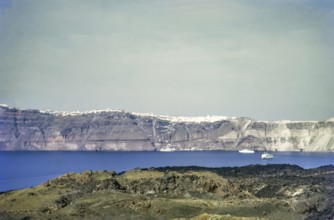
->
[261,152,274,159]
[238,149,255,153]
[159,147,175,152]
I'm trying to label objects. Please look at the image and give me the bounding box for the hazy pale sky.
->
[0,0,333,120]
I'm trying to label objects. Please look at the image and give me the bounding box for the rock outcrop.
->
[0,165,333,219]
[0,105,333,151]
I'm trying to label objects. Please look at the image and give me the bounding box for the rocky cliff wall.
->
[0,105,333,151]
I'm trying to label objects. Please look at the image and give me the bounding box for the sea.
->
[0,151,333,192]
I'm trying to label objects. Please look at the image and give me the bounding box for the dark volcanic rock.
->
[1,105,334,151]
[0,164,333,220]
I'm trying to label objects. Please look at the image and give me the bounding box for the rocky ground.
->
[0,164,333,220]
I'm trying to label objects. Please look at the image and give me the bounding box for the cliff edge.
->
[0,105,333,151]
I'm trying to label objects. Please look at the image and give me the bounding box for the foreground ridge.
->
[0,164,333,219]
[1,105,334,152]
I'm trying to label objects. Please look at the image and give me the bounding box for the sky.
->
[0,0,333,121]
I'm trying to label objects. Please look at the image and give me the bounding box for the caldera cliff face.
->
[0,105,333,151]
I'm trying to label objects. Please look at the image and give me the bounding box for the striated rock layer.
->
[0,105,333,151]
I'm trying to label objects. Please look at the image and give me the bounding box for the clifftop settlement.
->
[0,105,333,152]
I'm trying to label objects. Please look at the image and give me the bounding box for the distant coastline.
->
[1,105,333,152]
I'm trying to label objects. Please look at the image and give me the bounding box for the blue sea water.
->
[0,151,333,192]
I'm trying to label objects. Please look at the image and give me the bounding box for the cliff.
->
[0,105,333,151]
